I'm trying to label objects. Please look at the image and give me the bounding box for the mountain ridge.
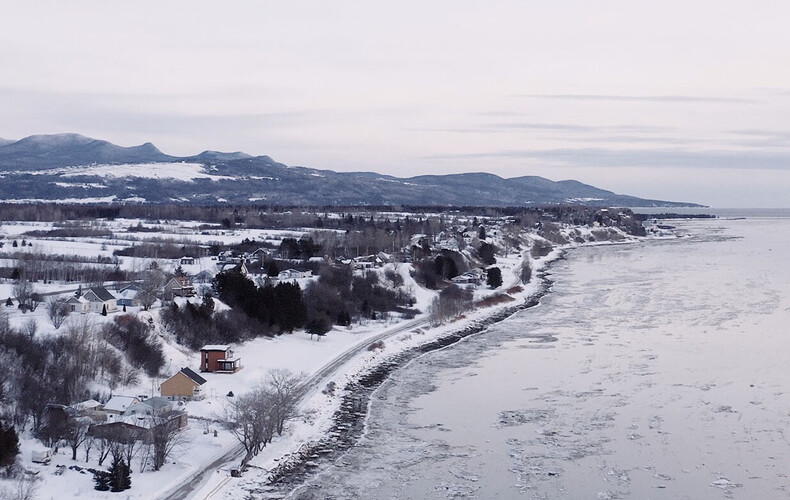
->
[0,133,703,207]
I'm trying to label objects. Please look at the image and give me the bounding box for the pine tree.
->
[0,423,20,468]
[486,266,503,289]
[93,470,111,491]
[101,304,107,316]
[108,456,132,492]
[5,297,12,307]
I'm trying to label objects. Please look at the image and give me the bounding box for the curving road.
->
[161,272,521,500]
[160,316,429,500]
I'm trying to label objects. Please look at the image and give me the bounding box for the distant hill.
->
[0,133,702,207]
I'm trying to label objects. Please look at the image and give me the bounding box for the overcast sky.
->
[2,1,790,207]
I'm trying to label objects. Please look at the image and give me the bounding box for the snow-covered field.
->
[279,216,790,499]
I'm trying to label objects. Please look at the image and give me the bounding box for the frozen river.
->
[290,215,790,499]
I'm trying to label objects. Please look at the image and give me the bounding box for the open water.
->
[290,212,790,499]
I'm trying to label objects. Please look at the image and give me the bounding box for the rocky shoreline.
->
[253,262,561,499]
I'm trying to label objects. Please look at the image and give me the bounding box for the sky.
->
[2,1,790,207]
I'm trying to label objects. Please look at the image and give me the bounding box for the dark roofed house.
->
[83,286,117,314]
[160,367,208,400]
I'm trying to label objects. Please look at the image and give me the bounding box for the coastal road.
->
[160,316,429,500]
[161,274,522,500]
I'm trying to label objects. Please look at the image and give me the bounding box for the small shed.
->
[160,367,207,400]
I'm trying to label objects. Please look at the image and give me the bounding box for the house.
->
[200,345,242,373]
[164,277,196,299]
[160,367,207,400]
[193,269,215,284]
[217,261,248,276]
[124,396,173,417]
[451,270,483,286]
[179,256,195,265]
[116,285,143,308]
[103,395,140,414]
[92,406,188,441]
[65,295,89,314]
[250,248,269,261]
[276,268,311,281]
[83,286,118,314]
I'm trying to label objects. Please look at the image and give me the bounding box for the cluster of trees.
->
[161,295,264,349]
[11,280,42,313]
[213,270,307,333]
[222,370,302,462]
[303,265,415,335]
[0,315,131,433]
[428,285,474,326]
[278,237,321,260]
[102,315,165,377]
[113,242,204,260]
[2,255,125,285]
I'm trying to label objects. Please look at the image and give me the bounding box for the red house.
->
[199,345,242,373]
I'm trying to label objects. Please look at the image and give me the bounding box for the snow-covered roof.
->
[104,395,139,413]
[201,344,231,351]
[125,397,172,416]
[116,288,141,299]
[73,399,102,410]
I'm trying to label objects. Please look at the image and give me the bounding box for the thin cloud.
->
[426,147,790,170]
[517,94,756,104]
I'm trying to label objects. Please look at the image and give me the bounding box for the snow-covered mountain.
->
[0,134,702,207]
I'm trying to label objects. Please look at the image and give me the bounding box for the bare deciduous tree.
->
[266,369,303,436]
[21,318,37,339]
[46,298,70,330]
[221,369,303,463]
[149,412,188,471]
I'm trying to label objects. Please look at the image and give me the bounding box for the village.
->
[0,204,650,498]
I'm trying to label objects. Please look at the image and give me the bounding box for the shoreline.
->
[256,256,563,497]
[220,235,677,499]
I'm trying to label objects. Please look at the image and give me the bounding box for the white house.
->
[83,287,118,314]
[277,269,312,281]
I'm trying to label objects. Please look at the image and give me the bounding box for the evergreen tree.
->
[5,297,12,307]
[0,423,20,468]
[93,470,111,491]
[101,304,107,316]
[108,456,132,492]
[486,266,503,288]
